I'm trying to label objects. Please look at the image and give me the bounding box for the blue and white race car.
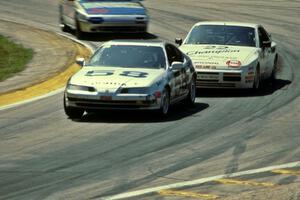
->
[59,0,149,39]
[176,22,278,89]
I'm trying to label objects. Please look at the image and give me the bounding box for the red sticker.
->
[88,8,109,14]
[226,60,241,68]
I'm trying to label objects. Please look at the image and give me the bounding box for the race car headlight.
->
[77,12,89,21]
[120,87,148,94]
[67,84,96,92]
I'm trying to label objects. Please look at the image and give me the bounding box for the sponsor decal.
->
[197,74,219,80]
[226,60,242,68]
[195,61,218,69]
[81,3,142,9]
[196,65,217,69]
[187,49,240,56]
[204,46,229,50]
[120,71,148,78]
[81,3,145,15]
[87,8,109,14]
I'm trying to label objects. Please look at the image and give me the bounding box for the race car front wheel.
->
[160,88,170,116]
[252,66,260,90]
[64,95,84,119]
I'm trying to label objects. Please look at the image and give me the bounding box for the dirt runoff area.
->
[0,19,86,95]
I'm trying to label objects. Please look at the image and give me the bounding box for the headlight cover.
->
[67,84,96,92]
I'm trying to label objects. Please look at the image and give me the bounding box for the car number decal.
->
[86,70,114,76]
[120,71,148,78]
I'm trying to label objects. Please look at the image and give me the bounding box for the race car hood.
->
[180,45,258,70]
[79,2,146,15]
[70,67,165,93]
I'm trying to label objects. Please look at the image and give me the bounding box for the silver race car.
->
[176,22,278,89]
[64,40,196,119]
[59,0,149,39]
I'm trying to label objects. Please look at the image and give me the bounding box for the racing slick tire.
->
[60,21,70,32]
[64,95,84,119]
[268,55,278,83]
[185,77,196,106]
[159,88,170,116]
[252,65,261,90]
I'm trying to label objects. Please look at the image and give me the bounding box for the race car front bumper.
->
[78,15,148,33]
[195,69,255,88]
[65,91,161,111]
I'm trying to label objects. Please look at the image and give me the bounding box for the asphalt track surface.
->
[0,0,300,199]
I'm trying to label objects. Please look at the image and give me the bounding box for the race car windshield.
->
[80,0,135,2]
[88,45,166,69]
[185,25,256,47]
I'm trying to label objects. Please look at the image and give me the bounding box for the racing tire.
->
[252,66,260,90]
[61,22,70,33]
[142,26,148,34]
[159,88,170,116]
[268,55,278,83]
[64,95,84,119]
[185,77,196,106]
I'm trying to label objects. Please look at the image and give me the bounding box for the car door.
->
[258,26,273,79]
[172,45,190,95]
[165,44,187,98]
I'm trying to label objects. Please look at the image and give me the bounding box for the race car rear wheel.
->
[268,55,278,83]
[64,95,84,119]
[185,77,196,106]
[160,88,170,116]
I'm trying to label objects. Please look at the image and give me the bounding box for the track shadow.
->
[77,102,209,123]
[68,29,158,42]
[197,79,291,98]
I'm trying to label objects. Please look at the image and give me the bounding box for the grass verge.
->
[0,34,33,81]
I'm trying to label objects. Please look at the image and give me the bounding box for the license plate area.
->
[100,96,112,101]
[197,73,219,80]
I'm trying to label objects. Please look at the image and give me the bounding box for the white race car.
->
[176,21,278,89]
[59,0,149,39]
[64,40,197,119]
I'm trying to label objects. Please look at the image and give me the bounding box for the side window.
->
[165,44,184,65]
[258,27,270,47]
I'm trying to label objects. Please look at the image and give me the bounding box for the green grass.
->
[0,35,33,81]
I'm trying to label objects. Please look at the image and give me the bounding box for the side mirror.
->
[170,61,184,71]
[76,57,85,67]
[262,40,271,48]
[175,38,183,46]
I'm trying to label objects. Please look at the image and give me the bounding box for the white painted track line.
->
[101,160,300,200]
